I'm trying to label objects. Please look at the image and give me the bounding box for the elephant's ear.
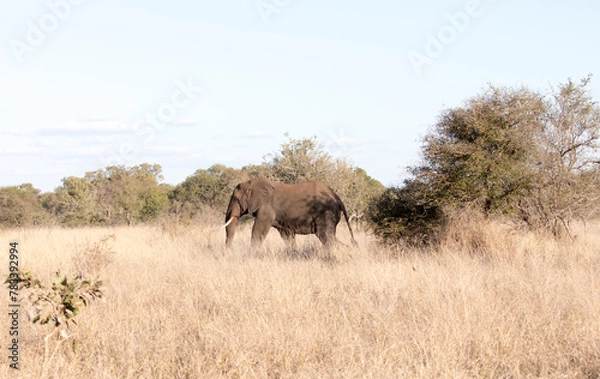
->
[247,178,274,214]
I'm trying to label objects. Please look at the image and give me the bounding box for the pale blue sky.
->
[1,0,598,192]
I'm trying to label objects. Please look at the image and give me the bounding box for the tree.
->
[417,77,600,236]
[520,76,600,235]
[54,177,102,226]
[371,76,600,244]
[261,135,384,223]
[86,164,168,225]
[139,183,171,222]
[0,184,51,227]
[169,164,249,219]
[414,85,545,215]
[262,134,336,183]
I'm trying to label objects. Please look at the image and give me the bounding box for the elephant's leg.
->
[315,229,337,261]
[316,230,335,247]
[315,216,337,246]
[278,229,296,248]
[251,218,272,246]
[315,217,341,261]
[315,224,335,246]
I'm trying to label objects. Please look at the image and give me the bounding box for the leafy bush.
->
[7,269,104,377]
[369,180,445,246]
[14,270,103,329]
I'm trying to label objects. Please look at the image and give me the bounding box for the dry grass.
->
[1,220,600,378]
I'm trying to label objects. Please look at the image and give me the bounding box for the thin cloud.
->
[0,146,106,158]
[0,147,43,156]
[39,120,129,136]
[325,136,359,147]
[52,147,107,157]
[0,129,31,136]
[141,146,195,155]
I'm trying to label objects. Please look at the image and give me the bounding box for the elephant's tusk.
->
[223,218,234,228]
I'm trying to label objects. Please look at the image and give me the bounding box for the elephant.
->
[224,177,357,248]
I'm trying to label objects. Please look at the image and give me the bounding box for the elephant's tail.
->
[337,195,358,247]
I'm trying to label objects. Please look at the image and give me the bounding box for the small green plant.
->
[7,270,104,378]
[17,270,103,328]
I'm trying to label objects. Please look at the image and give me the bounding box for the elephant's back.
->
[286,180,334,197]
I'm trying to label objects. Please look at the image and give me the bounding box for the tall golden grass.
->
[1,219,599,378]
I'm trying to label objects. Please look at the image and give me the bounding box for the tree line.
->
[2,76,599,245]
[0,137,384,228]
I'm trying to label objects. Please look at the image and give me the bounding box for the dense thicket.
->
[370,76,600,243]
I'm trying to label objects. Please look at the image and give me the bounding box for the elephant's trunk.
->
[225,200,240,248]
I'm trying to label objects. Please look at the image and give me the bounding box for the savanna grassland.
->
[2,220,600,378]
